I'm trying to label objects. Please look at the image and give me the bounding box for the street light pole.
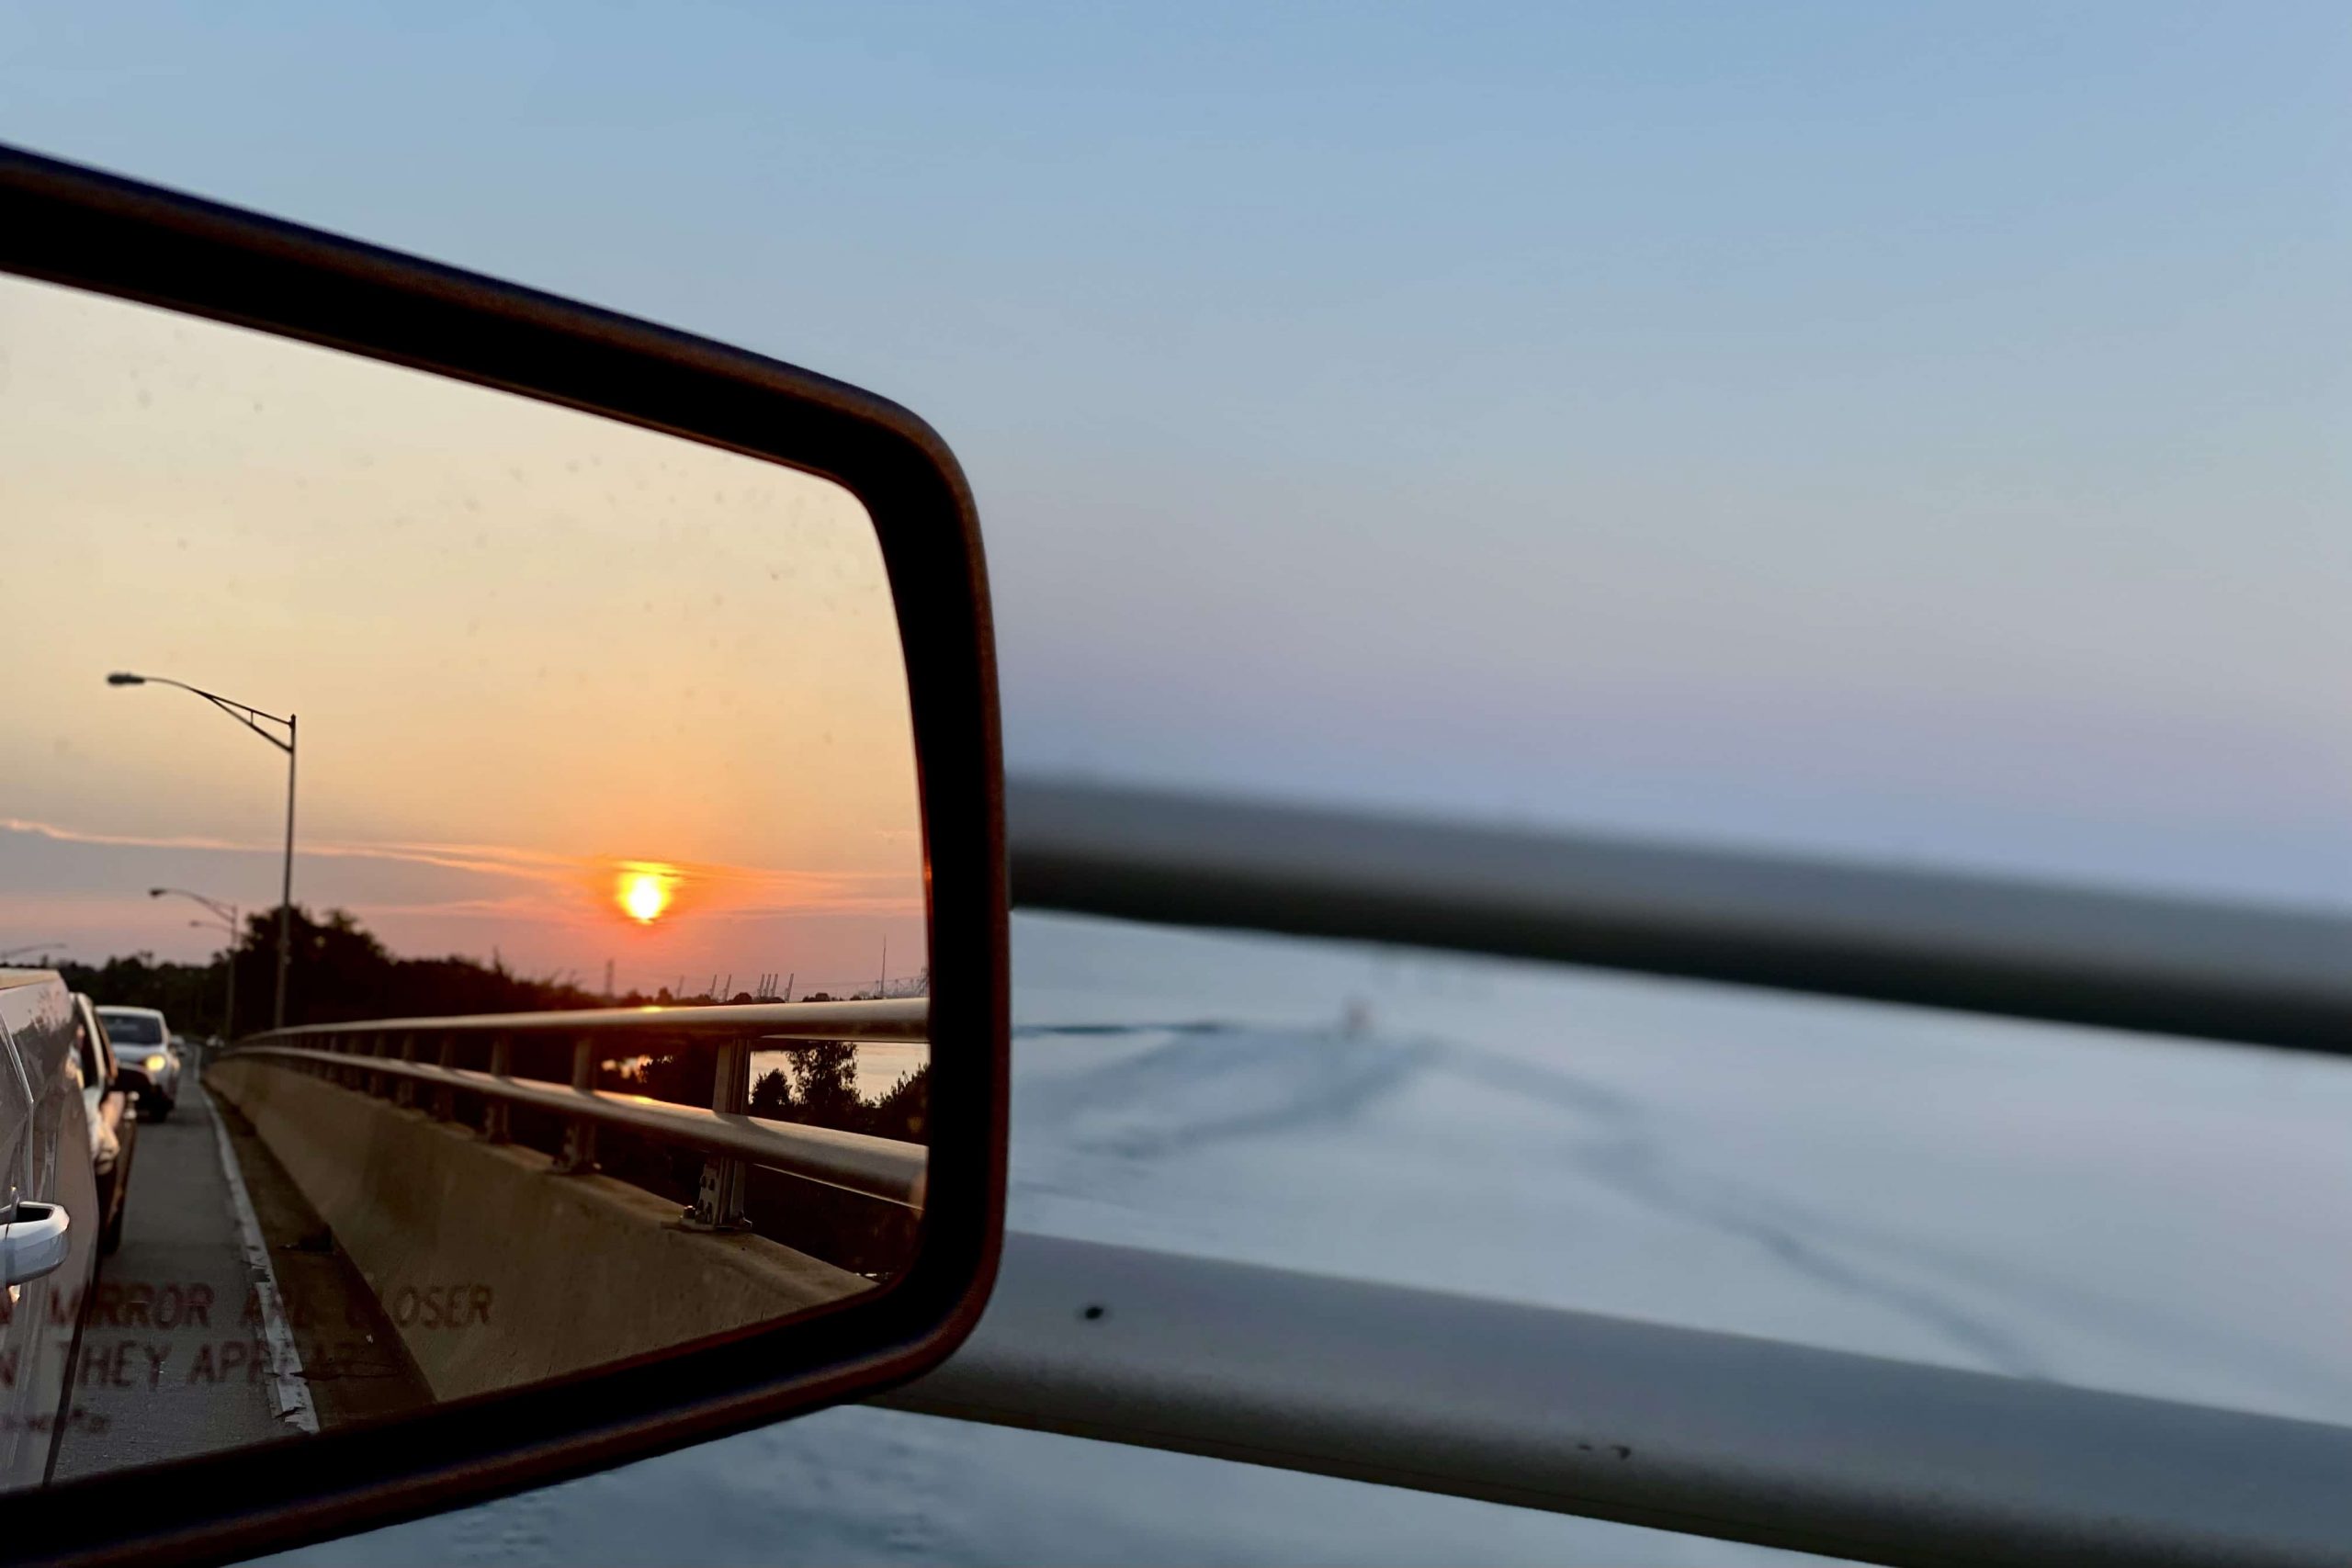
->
[278,714,296,1033]
[110,672,298,1030]
[150,888,240,1043]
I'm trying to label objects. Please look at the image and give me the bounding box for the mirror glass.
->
[0,273,928,1485]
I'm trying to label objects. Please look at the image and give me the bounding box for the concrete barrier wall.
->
[208,1058,872,1403]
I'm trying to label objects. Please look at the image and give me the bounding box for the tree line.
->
[57,906,618,1038]
[57,905,926,1140]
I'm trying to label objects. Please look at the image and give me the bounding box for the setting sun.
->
[617,869,675,924]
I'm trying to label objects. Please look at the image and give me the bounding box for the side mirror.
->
[0,145,1006,1562]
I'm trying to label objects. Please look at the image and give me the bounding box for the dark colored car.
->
[72,993,139,1255]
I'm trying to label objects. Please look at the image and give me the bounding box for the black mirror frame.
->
[0,144,1009,1566]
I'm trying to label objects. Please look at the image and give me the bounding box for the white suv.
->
[94,1005,178,1118]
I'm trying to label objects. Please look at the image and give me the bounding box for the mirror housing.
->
[0,143,1007,1564]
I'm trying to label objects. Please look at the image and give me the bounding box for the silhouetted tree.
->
[789,1041,860,1125]
[749,1067,793,1118]
[865,1064,929,1142]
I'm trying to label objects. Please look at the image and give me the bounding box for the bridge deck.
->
[51,1083,428,1481]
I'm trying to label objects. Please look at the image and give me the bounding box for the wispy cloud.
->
[1,818,920,917]
[3,818,265,854]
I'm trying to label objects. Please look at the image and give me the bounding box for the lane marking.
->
[199,1082,320,1434]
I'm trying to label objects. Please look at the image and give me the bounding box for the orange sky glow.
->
[0,274,926,996]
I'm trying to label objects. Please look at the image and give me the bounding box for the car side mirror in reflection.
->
[0,143,1007,1565]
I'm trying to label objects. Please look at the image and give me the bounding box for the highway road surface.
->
[51,1083,427,1482]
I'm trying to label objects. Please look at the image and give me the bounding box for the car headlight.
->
[143,1054,168,1074]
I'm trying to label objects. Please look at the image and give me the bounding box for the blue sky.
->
[6,3,2350,912]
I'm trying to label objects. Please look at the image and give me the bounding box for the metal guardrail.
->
[225,1001,927,1217]
[889,1234,2352,1568]
[1007,776,2352,1056]
[996,779,2352,1563]
[239,997,928,1041]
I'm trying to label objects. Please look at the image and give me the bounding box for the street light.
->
[0,942,61,964]
[109,672,297,1030]
[150,887,241,1043]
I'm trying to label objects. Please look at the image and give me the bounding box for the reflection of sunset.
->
[2,272,926,987]
[616,868,677,924]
